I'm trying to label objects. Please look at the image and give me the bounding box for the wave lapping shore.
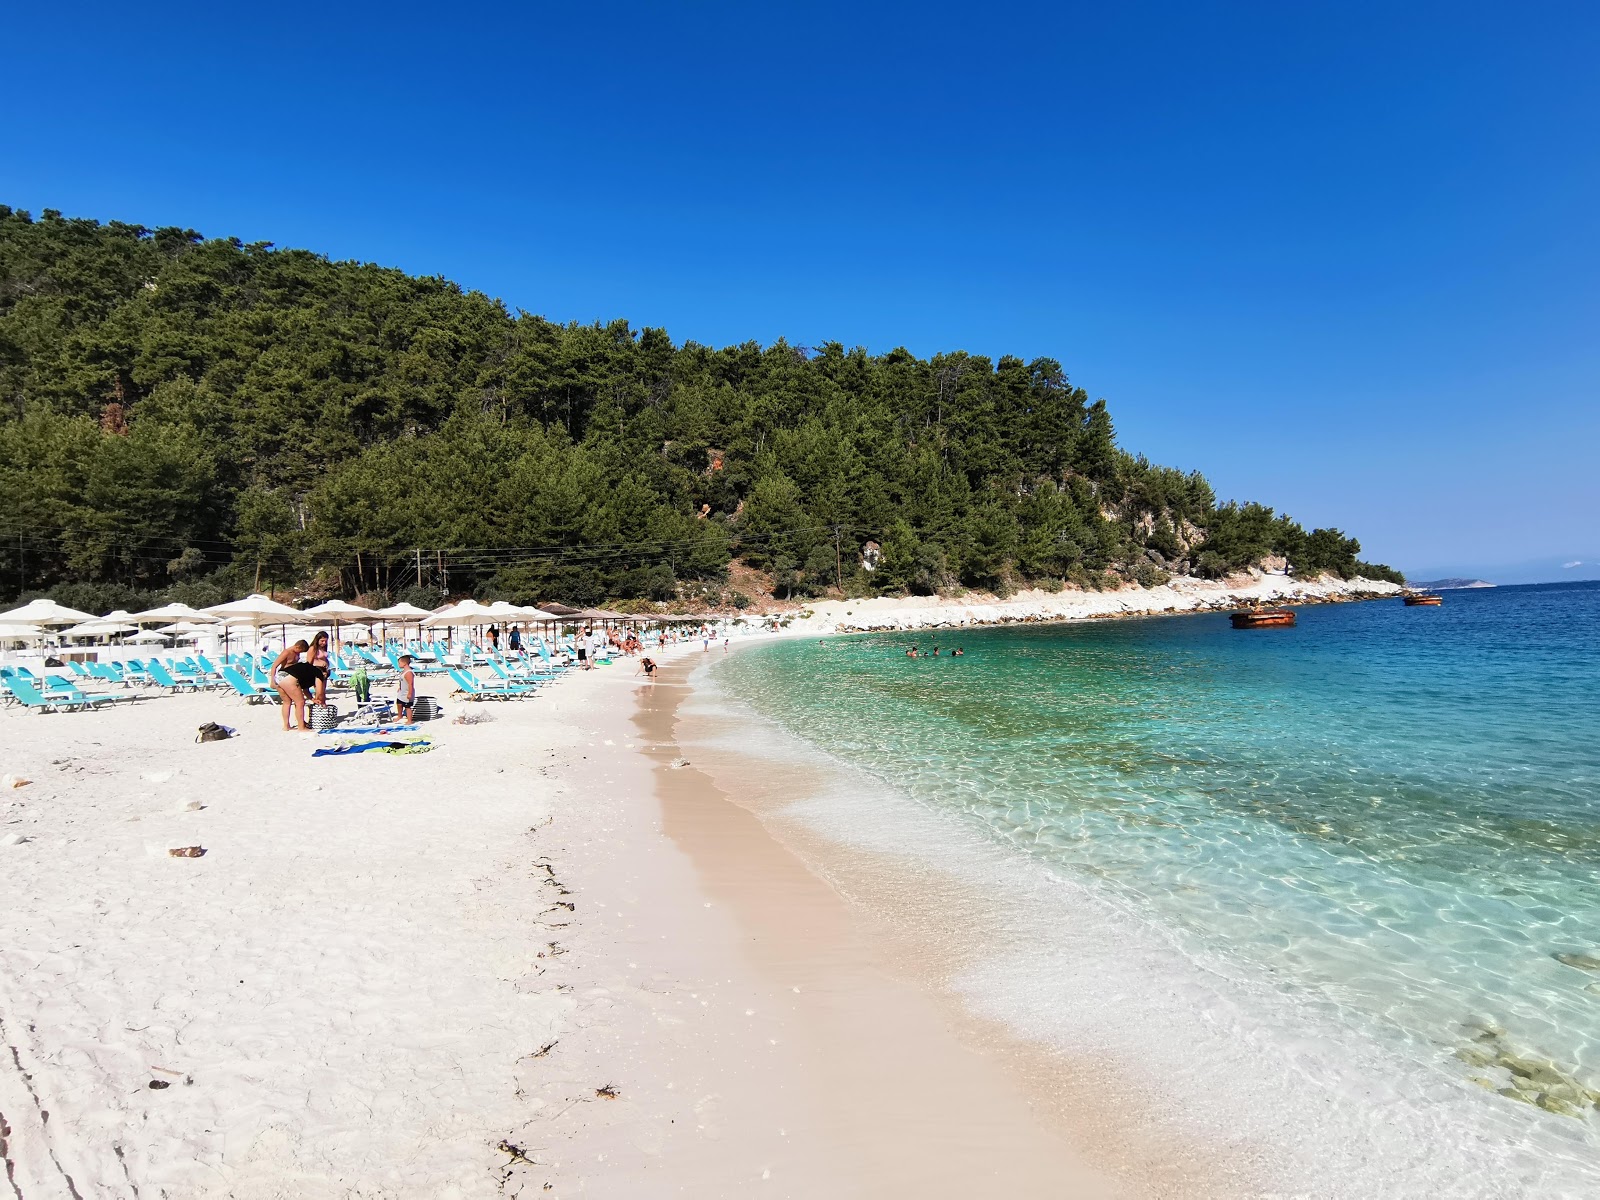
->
[789,573,1401,634]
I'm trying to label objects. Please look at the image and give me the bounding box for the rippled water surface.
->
[716,583,1600,1132]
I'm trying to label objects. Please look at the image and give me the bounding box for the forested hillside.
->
[0,207,1400,611]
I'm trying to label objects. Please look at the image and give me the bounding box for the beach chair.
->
[55,679,127,708]
[221,665,273,704]
[2,675,98,713]
[68,660,93,679]
[145,660,200,693]
[87,661,128,686]
[195,653,229,682]
[447,668,534,700]
[488,657,548,686]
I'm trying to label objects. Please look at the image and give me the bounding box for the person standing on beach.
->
[307,630,332,705]
[269,640,316,732]
[577,626,592,670]
[396,655,416,720]
[508,626,521,652]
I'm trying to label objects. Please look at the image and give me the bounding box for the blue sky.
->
[5,2,1597,579]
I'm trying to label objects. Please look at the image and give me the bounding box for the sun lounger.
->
[2,676,102,712]
[221,665,273,704]
[145,660,200,693]
[447,668,535,700]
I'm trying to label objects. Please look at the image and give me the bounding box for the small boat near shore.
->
[1402,592,1443,606]
[1230,608,1296,629]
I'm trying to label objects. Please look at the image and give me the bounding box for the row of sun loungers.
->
[1,642,586,713]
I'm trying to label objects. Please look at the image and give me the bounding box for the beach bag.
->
[309,703,340,732]
[196,722,236,743]
[413,696,440,722]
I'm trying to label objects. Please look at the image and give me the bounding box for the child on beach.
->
[636,656,658,681]
[396,655,416,720]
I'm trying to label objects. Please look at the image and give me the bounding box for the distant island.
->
[1408,578,1495,590]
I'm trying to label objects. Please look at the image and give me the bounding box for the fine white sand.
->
[0,644,1131,1197]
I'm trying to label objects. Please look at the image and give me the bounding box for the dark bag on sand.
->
[196,722,236,743]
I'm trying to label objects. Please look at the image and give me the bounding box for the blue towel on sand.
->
[312,738,432,757]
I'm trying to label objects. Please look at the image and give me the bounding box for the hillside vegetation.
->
[0,206,1400,611]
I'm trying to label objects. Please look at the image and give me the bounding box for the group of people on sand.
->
[270,633,415,732]
[904,643,964,658]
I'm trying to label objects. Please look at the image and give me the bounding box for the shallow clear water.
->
[715,583,1600,1141]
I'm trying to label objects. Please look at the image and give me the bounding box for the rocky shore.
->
[788,573,1403,635]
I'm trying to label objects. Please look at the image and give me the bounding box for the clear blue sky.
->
[5,1,1597,579]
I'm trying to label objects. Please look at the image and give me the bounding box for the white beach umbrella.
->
[301,599,381,643]
[0,598,97,626]
[60,617,137,639]
[376,602,433,620]
[202,594,301,622]
[129,601,222,625]
[129,629,171,644]
[302,599,381,623]
[0,621,47,643]
[369,601,431,645]
[203,594,303,655]
[422,599,497,627]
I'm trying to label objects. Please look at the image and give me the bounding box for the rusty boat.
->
[1402,592,1443,606]
[1230,608,1297,629]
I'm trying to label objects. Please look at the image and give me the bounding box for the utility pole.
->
[833,525,843,595]
[416,547,423,592]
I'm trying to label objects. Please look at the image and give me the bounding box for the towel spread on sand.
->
[312,739,432,757]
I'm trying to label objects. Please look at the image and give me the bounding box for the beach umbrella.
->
[0,598,97,626]
[129,601,222,625]
[301,599,381,644]
[302,599,381,623]
[369,601,431,647]
[129,629,171,644]
[203,593,303,655]
[203,594,302,623]
[0,621,47,644]
[157,620,215,644]
[376,602,433,620]
[422,599,497,627]
[60,617,139,639]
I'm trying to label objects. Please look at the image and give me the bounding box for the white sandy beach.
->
[1,637,1137,1198]
[0,579,1402,1198]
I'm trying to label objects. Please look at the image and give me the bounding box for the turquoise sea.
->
[705,582,1600,1191]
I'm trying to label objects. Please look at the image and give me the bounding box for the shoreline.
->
[680,620,1600,1198]
[13,601,1586,1195]
[785,573,1402,636]
[0,641,1223,1196]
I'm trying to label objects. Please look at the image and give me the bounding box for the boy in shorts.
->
[396,655,416,720]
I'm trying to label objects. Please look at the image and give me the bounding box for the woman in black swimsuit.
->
[271,639,316,732]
